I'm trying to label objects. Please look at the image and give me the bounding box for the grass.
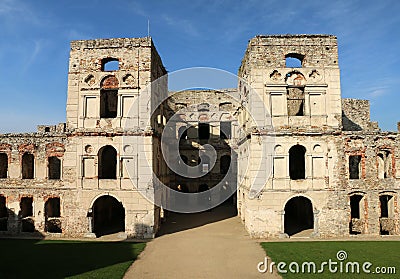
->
[261,241,399,278]
[0,239,145,279]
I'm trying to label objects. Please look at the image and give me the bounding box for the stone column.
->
[279,210,289,238]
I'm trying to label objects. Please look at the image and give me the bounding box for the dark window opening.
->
[20,197,34,232]
[380,195,393,218]
[350,195,363,219]
[349,155,361,179]
[22,153,34,179]
[0,195,7,231]
[284,196,313,236]
[289,145,306,180]
[220,122,231,139]
[44,127,50,132]
[285,54,304,68]
[93,195,125,237]
[48,156,61,180]
[198,123,210,140]
[98,145,117,179]
[287,87,305,116]
[0,153,8,178]
[220,155,231,174]
[101,58,119,71]
[45,197,61,233]
[100,90,118,118]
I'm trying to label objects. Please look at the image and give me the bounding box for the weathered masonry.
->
[0,34,399,239]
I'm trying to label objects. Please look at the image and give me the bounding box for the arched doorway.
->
[284,196,314,236]
[93,195,125,237]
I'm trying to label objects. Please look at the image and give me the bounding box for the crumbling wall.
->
[342,99,379,131]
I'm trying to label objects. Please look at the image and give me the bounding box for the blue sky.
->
[0,0,399,132]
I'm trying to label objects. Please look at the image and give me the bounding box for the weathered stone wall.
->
[342,98,379,131]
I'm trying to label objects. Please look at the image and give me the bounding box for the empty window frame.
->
[377,150,392,179]
[48,156,61,180]
[287,87,305,116]
[101,58,119,71]
[0,153,8,178]
[100,89,118,118]
[22,153,34,179]
[349,155,362,179]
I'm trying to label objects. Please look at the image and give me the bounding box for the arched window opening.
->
[220,155,231,174]
[284,196,314,236]
[101,58,119,71]
[98,146,117,179]
[45,197,61,233]
[20,197,34,232]
[22,153,34,179]
[0,195,7,231]
[289,145,306,180]
[349,194,364,235]
[285,53,304,68]
[0,153,8,178]
[48,156,61,180]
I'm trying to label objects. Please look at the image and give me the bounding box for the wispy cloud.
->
[161,14,200,37]
[22,39,44,73]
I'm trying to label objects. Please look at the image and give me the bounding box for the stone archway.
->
[92,195,125,237]
[284,196,314,236]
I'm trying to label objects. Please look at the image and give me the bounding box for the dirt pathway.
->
[124,205,280,279]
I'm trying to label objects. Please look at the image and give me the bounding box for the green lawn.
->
[0,239,145,279]
[261,241,399,278]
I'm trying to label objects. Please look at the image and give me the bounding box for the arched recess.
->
[284,196,314,236]
[92,195,125,237]
[22,153,34,179]
[285,53,304,68]
[98,145,117,179]
[289,145,306,180]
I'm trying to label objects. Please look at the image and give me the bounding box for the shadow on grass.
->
[0,239,145,279]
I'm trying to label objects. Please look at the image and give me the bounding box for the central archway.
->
[93,195,125,237]
[284,196,314,236]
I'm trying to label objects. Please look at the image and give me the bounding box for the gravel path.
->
[124,205,280,279]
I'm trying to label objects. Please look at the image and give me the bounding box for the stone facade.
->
[0,34,398,239]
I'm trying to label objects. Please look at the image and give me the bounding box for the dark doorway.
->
[98,146,117,179]
[349,155,361,179]
[48,156,61,180]
[289,145,306,180]
[0,153,8,178]
[20,197,34,232]
[22,153,34,179]
[93,195,125,237]
[284,196,314,236]
[45,197,62,233]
